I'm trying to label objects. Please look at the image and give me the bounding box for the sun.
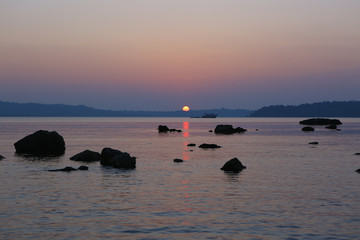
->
[182,106,190,112]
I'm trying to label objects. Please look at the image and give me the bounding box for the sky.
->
[1,0,360,111]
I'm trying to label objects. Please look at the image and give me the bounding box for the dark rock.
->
[214,124,247,134]
[78,166,89,170]
[100,147,136,169]
[0,155,4,160]
[112,152,136,169]
[100,147,123,166]
[169,129,182,132]
[70,150,101,162]
[48,166,77,172]
[158,125,170,132]
[325,124,337,129]
[49,166,89,172]
[158,125,181,133]
[173,158,184,162]
[309,141,319,145]
[299,118,342,126]
[354,153,360,155]
[356,169,360,173]
[187,143,196,147]
[302,127,315,132]
[209,130,213,132]
[221,158,246,172]
[14,130,65,156]
[199,143,221,149]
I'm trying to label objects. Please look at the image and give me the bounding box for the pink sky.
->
[1,0,360,110]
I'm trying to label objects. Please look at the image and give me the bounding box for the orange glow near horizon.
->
[182,106,190,112]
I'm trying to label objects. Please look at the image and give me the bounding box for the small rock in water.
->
[70,150,101,162]
[158,125,170,133]
[325,124,337,129]
[0,155,4,160]
[221,158,246,172]
[48,166,77,172]
[199,143,221,149]
[302,127,315,132]
[355,169,360,173]
[187,143,196,147]
[78,166,89,170]
[309,142,319,145]
[173,158,184,162]
[354,153,360,155]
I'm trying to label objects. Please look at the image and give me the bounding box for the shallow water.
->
[0,117,360,239]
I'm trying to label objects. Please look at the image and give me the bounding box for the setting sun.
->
[182,106,190,112]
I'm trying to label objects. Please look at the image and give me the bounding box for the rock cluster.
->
[214,124,247,134]
[14,130,65,156]
[157,125,182,133]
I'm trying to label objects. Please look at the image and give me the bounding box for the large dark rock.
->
[302,126,315,132]
[70,150,101,162]
[214,124,247,134]
[100,147,123,166]
[100,147,136,169]
[112,152,136,169]
[299,118,342,126]
[221,158,246,172]
[199,143,221,149]
[0,155,4,160]
[14,130,65,156]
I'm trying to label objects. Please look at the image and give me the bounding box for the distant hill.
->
[250,101,360,117]
[0,101,253,117]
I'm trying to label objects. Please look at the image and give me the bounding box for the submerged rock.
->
[100,147,136,169]
[214,124,247,134]
[221,158,246,172]
[173,158,184,162]
[302,127,315,132]
[77,165,89,170]
[14,130,65,156]
[299,118,342,126]
[70,150,101,162]
[48,166,89,172]
[199,143,221,149]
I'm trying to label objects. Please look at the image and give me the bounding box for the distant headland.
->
[0,100,252,117]
[1,100,360,117]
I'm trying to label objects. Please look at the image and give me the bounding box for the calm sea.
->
[0,117,359,240]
